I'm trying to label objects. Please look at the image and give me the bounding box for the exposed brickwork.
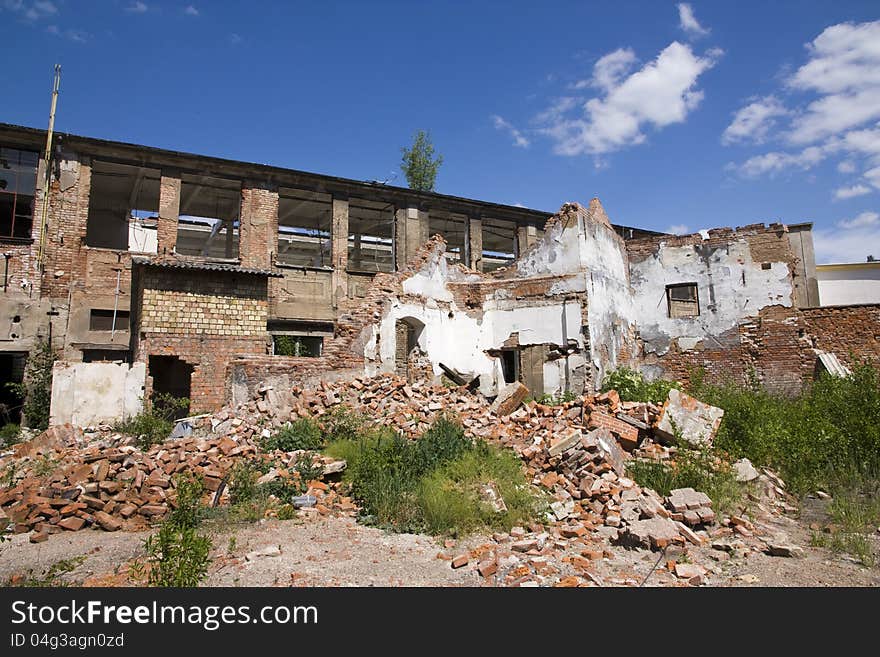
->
[157,174,180,255]
[134,265,272,412]
[802,304,880,370]
[139,268,267,336]
[238,184,277,270]
[41,157,91,298]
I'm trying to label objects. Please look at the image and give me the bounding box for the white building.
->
[817,261,880,306]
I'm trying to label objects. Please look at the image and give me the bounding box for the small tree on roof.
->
[400,130,443,192]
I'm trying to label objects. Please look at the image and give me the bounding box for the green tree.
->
[400,130,443,192]
[6,339,55,431]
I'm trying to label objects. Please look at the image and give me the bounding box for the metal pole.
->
[37,65,62,273]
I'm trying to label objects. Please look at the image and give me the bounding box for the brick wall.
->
[140,268,268,336]
[239,185,278,270]
[801,304,880,370]
[134,265,272,412]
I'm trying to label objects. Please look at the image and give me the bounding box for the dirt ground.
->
[1,503,877,587]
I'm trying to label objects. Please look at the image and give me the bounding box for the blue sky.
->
[3,1,880,263]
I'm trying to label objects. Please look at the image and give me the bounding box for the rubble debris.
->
[491,381,530,417]
[654,389,724,447]
[733,458,759,483]
[666,488,715,526]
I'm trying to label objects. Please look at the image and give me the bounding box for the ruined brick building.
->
[1,122,877,426]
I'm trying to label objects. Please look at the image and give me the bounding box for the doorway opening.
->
[148,355,193,420]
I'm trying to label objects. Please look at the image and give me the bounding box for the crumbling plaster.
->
[630,238,793,356]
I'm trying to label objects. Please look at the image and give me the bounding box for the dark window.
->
[482,217,517,272]
[81,349,128,363]
[176,174,241,259]
[500,349,520,384]
[273,335,322,357]
[86,161,160,250]
[348,197,394,273]
[277,188,332,267]
[666,283,699,318]
[268,320,332,357]
[0,146,39,240]
[89,309,130,331]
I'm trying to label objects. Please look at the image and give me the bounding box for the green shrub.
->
[327,417,540,535]
[418,441,542,535]
[6,339,55,431]
[601,367,679,404]
[228,460,262,506]
[142,523,212,587]
[116,393,190,450]
[137,473,212,587]
[689,362,880,494]
[627,447,743,515]
[0,423,20,446]
[262,417,323,452]
[322,406,366,443]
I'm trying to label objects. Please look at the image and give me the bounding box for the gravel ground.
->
[1,509,876,587]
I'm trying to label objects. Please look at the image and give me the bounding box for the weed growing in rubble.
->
[815,482,880,567]
[601,367,680,405]
[419,441,543,535]
[116,393,190,450]
[689,361,880,495]
[326,417,541,535]
[262,417,323,452]
[533,391,577,406]
[323,406,367,443]
[627,447,742,515]
[137,474,213,587]
[4,555,86,587]
[0,423,20,446]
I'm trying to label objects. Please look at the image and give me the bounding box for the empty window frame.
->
[89,309,130,331]
[666,283,699,318]
[268,320,333,357]
[482,217,517,272]
[428,211,466,263]
[348,197,394,272]
[176,174,241,259]
[0,146,39,240]
[277,187,332,267]
[81,349,129,363]
[86,161,161,250]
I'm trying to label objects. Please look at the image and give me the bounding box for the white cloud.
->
[729,146,825,178]
[538,42,719,156]
[126,2,148,13]
[184,5,198,16]
[229,33,242,44]
[677,3,709,38]
[722,96,789,145]
[865,166,880,189]
[3,0,56,20]
[839,211,879,229]
[666,224,690,235]
[491,115,530,148]
[814,211,880,263]
[727,20,880,189]
[834,184,872,200]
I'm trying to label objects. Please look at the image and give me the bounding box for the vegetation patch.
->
[627,447,743,515]
[115,393,190,450]
[325,415,542,536]
[260,417,323,452]
[131,474,212,587]
[4,556,86,587]
[6,339,55,431]
[601,366,680,405]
